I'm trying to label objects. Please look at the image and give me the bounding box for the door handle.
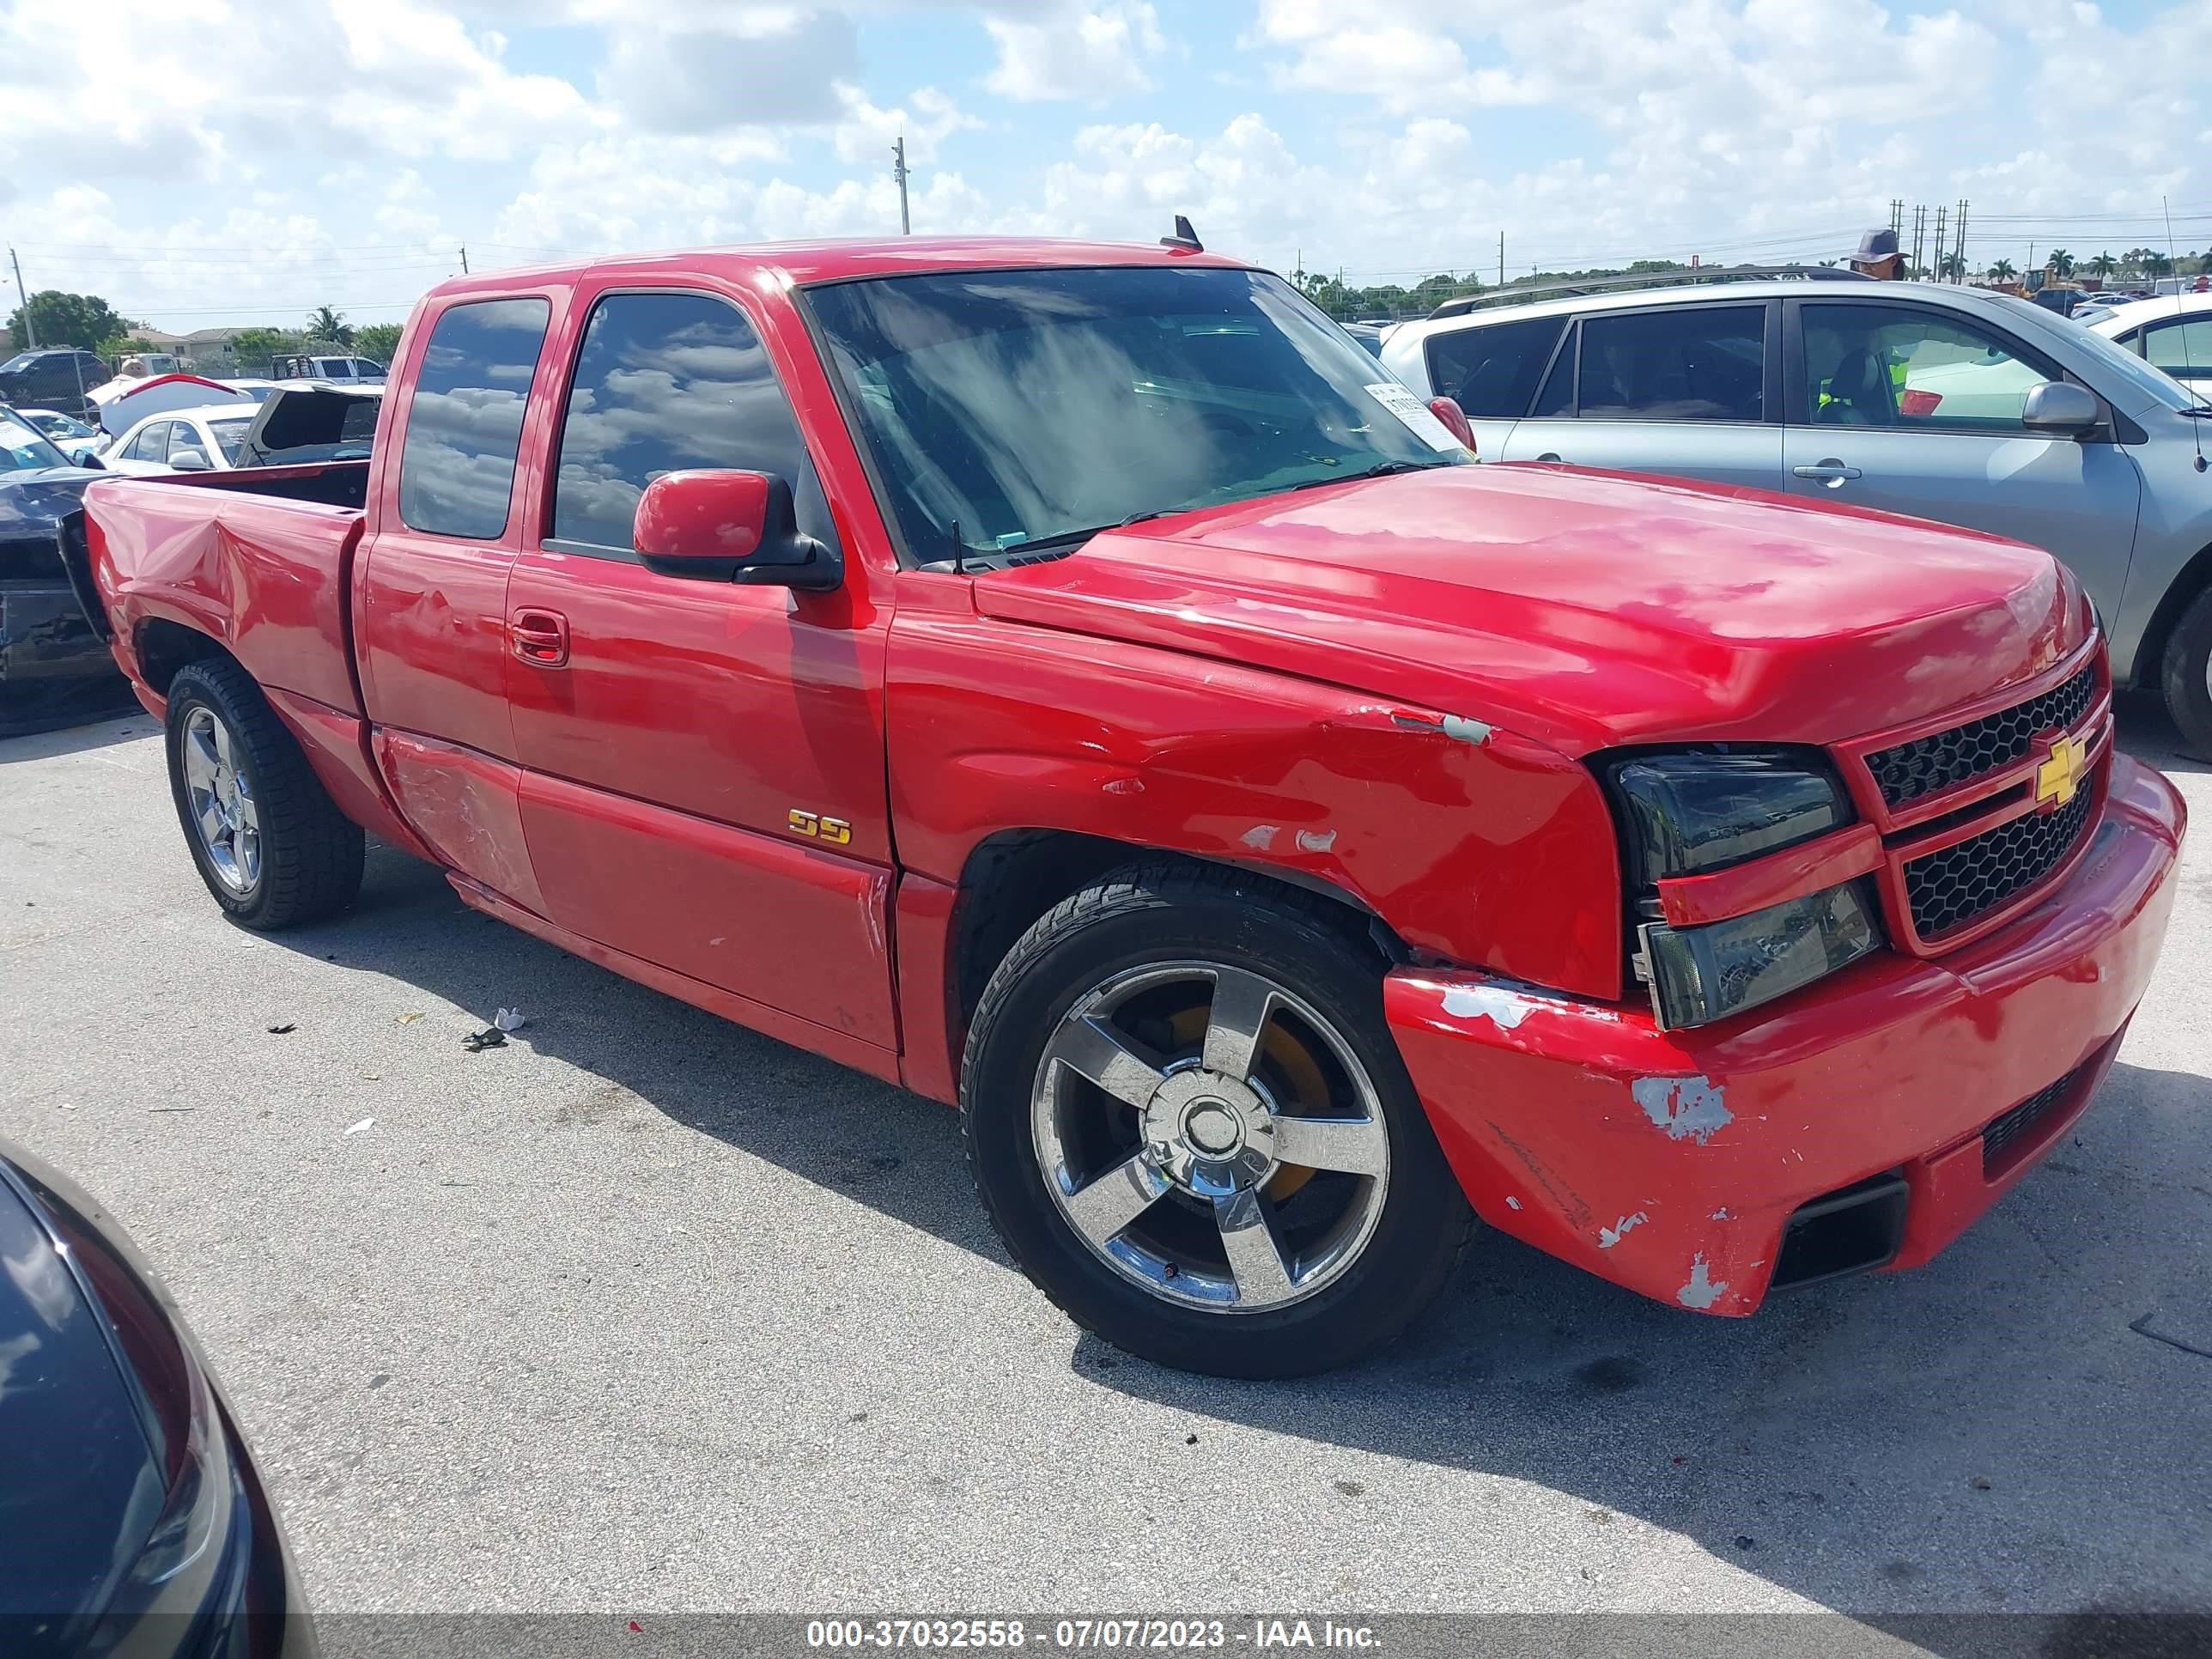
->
[508,608,569,667]
[1792,461,1863,487]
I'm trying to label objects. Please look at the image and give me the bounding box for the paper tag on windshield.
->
[1364,381,1464,452]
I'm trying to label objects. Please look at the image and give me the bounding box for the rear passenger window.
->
[1424,317,1566,419]
[1576,306,1765,422]
[398,297,550,539]
[549,290,811,557]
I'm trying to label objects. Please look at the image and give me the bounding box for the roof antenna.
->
[947,517,965,576]
[2163,195,2207,472]
[1160,215,1203,253]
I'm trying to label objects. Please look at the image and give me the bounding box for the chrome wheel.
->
[1031,961,1391,1313]
[180,705,260,895]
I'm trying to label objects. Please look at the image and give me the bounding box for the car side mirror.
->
[633,469,840,591]
[168,447,213,471]
[76,451,103,471]
[2021,380,2101,437]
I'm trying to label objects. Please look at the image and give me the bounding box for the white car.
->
[271,355,386,386]
[2087,293,2212,394]
[13,408,106,465]
[103,404,258,475]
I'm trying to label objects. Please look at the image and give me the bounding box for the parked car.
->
[103,405,257,476]
[13,407,106,465]
[233,383,383,468]
[1382,276,2212,754]
[0,1139,313,1656]
[270,355,386,386]
[0,349,112,421]
[1,410,126,735]
[2087,293,2212,394]
[83,237,2183,1377]
[88,373,257,441]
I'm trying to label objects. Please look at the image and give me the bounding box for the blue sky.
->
[0,0,2203,331]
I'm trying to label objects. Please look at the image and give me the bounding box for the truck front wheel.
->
[962,864,1472,1378]
[164,659,364,929]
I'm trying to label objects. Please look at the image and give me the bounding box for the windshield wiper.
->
[997,508,1170,556]
[1291,459,1455,491]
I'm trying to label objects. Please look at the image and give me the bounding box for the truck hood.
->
[972,464,2086,757]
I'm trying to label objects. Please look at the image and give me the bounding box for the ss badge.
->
[787,810,853,845]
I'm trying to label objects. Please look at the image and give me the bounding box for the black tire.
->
[961,862,1473,1379]
[2161,585,2212,761]
[164,659,363,929]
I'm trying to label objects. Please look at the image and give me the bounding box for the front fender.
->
[886,606,1625,1002]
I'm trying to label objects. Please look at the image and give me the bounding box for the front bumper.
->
[1386,753,2185,1315]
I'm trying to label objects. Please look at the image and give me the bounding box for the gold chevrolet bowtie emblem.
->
[2034,732,2089,810]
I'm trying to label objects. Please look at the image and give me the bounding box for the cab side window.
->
[1800,304,2057,433]
[548,290,811,559]
[397,297,551,540]
[1424,317,1566,419]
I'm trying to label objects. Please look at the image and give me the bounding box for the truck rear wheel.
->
[164,659,363,929]
[961,863,1471,1378]
[2161,584,2212,761]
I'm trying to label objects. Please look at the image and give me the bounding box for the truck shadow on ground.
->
[274,815,2212,1644]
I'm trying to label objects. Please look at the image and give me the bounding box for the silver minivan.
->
[1382,280,2212,753]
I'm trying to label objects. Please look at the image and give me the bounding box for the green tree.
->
[2046,248,2075,277]
[1987,258,2016,281]
[2143,251,2175,279]
[2087,252,2117,283]
[5,289,128,350]
[228,327,304,372]
[306,305,355,347]
[352,322,403,364]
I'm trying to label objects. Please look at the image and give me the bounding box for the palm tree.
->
[1988,258,2016,282]
[2144,252,2175,279]
[2047,248,2075,277]
[1937,251,1966,282]
[307,305,355,348]
[2088,252,2117,283]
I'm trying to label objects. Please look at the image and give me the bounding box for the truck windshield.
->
[805,265,1467,562]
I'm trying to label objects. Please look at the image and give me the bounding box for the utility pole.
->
[8,246,34,347]
[1911,205,1927,282]
[892,136,912,236]
[1931,205,1948,284]
[1953,200,1968,283]
[1498,231,1504,289]
[460,246,470,275]
[1890,198,1905,244]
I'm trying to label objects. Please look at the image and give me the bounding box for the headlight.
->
[1638,881,1882,1030]
[1611,751,1846,884]
[1607,751,1881,1029]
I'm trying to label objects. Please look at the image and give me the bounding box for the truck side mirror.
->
[2021,381,2100,437]
[1427,396,1477,454]
[633,469,840,591]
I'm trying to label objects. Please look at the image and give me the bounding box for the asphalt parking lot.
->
[2,705,2208,1632]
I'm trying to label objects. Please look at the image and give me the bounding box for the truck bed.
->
[84,463,372,720]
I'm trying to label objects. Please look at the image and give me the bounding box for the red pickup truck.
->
[85,237,2185,1377]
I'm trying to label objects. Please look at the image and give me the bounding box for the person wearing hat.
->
[1850,228,1904,280]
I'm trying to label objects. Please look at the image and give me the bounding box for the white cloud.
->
[596,9,861,133]
[983,2,1168,101]
[832,85,981,166]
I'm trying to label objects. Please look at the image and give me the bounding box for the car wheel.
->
[961,863,1472,1378]
[2160,584,2212,761]
[165,659,364,929]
